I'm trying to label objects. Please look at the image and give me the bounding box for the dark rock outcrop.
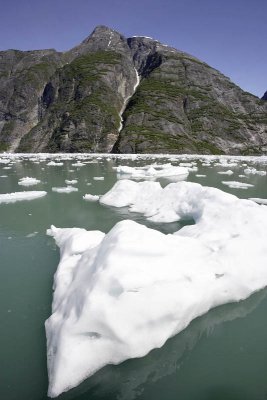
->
[262,91,267,101]
[0,26,267,154]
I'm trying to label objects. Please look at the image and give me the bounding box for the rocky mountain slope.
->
[0,26,266,154]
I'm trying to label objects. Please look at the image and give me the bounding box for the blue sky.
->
[1,0,266,97]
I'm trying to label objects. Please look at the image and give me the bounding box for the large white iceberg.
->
[46,181,267,397]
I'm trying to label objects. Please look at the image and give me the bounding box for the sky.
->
[0,0,266,97]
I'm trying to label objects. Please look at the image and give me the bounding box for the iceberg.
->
[52,186,78,193]
[221,181,254,189]
[0,191,47,204]
[18,177,41,186]
[114,164,188,180]
[83,194,100,202]
[46,181,267,397]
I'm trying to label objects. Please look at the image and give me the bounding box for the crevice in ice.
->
[81,332,101,339]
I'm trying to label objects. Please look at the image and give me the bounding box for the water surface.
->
[0,154,267,400]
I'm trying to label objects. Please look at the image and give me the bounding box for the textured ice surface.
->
[46,181,267,397]
[18,177,41,186]
[0,191,47,204]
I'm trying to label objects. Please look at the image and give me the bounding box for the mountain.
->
[0,26,267,154]
[262,91,267,101]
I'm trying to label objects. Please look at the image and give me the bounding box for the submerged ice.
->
[46,181,267,397]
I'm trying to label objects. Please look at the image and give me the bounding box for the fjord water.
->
[0,155,267,400]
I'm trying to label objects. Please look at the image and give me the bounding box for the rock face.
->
[0,26,267,154]
[262,91,267,101]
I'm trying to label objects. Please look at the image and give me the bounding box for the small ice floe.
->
[217,170,234,175]
[0,191,47,204]
[114,164,188,181]
[3,166,12,170]
[18,177,41,186]
[72,162,85,167]
[93,177,104,181]
[215,162,237,167]
[221,181,254,189]
[195,174,206,178]
[249,198,267,205]
[86,182,92,186]
[65,179,78,185]
[47,161,63,166]
[26,232,38,238]
[179,162,193,167]
[244,167,266,176]
[238,175,246,178]
[52,186,78,193]
[83,194,100,202]
[0,175,8,178]
[0,159,10,164]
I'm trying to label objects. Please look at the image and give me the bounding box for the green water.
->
[0,155,267,400]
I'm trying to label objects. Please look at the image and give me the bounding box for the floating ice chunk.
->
[195,174,206,177]
[0,175,8,178]
[46,183,267,397]
[0,191,47,204]
[249,198,267,205]
[100,180,210,223]
[217,170,234,175]
[93,177,104,181]
[52,187,78,193]
[18,177,41,186]
[47,161,64,166]
[244,167,266,176]
[179,162,192,167]
[83,194,100,202]
[115,164,188,180]
[72,162,85,167]
[65,179,78,185]
[222,181,254,189]
[3,166,12,170]
[26,232,38,238]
